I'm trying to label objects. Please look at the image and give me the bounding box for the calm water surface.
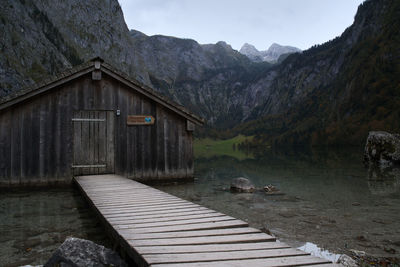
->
[1,147,399,266]
[0,187,110,266]
[155,147,400,258]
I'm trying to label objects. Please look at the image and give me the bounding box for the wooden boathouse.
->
[0,57,204,186]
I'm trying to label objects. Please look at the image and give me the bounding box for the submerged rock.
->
[364,131,400,167]
[230,177,255,193]
[264,185,279,192]
[45,237,127,267]
[338,254,358,267]
[263,184,285,195]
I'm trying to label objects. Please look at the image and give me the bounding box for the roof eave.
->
[0,65,94,111]
[0,59,205,126]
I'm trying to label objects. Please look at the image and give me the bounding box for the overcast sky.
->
[118,0,365,51]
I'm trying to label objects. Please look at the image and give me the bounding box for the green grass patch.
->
[194,135,254,160]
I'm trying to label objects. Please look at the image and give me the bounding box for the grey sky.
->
[118,0,365,51]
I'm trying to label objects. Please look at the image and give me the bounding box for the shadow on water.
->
[155,146,400,258]
[0,186,111,266]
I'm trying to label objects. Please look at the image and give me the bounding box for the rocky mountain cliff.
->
[232,0,400,145]
[0,0,149,95]
[240,43,301,63]
[1,0,399,145]
[0,0,271,127]
[128,32,272,126]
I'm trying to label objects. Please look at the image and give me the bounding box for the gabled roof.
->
[0,57,204,125]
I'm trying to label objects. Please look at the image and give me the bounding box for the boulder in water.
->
[230,177,255,193]
[264,185,279,192]
[364,131,400,167]
[263,184,284,195]
[44,237,127,267]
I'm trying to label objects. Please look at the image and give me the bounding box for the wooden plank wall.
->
[0,73,194,186]
[0,110,11,185]
[112,76,193,181]
[72,110,114,176]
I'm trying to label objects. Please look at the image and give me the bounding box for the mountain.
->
[233,0,400,145]
[128,32,272,126]
[0,0,154,96]
[1,0,399,146]
[0,0,272,128]
[239,43,264,62]
[239,43,301,63]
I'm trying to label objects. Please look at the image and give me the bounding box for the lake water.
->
[1,147,399,266]
[0,187,110,267]
[155,147,400,258]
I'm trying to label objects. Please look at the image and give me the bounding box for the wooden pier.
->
[74,174,341,267]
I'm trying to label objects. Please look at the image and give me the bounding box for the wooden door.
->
[72,110,114,176]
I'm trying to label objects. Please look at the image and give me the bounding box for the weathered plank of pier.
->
[74,174,341,267]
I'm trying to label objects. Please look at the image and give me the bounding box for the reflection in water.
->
[0,187,110,266]
[156,147,400,258]
[367,166,400,195]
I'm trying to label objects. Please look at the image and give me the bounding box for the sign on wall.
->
[127,115,155,125]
